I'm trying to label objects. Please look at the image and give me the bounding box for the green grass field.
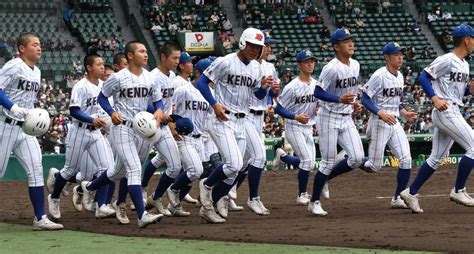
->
[0,223,434,254]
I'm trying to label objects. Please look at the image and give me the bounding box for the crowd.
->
[86,36,125,55]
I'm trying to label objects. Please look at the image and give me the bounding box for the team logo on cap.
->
[265,31,271,38]
[185,52,190,57]
[255,33,264,41]
[305,50,312,56]
[394,42,400,48]
[344,28,351,34]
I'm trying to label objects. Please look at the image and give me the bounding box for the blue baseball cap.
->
[383,42,406,55]
[296,50,316,62]
[261,30,276,44]
[452,23,474,38]
[330,28,355,45]
[195,58,212,72]
[207,56,217,62]
[179,52,194,64]
[170,114,194,135]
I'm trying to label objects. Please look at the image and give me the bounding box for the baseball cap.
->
[452,23,474,38]
[296,50,316,62]
[382,42,406,55]
[170,114,194,135]
[330,28,355,45]
[261,29,276,44]
[195,58,212,72]
[179,52,194,64]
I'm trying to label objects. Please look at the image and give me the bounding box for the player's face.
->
[114,57,128,71]
[261,43,272,59]
[130,44,148,67]
[297,58,315,75]
[385,52,404,70]
[243,42,263,60]
[103,68,113,81]
[466,36,474,54]
[163,50,181,71]
[89,57,105,79]
[334,38,355,57]
[22,36,42,63]
[180,61,193,76]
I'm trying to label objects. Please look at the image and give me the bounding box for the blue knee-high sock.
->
[179,185,193,200]
[310,171,329,202]
[248,165,263,199]
[142,162,157,188]
[212,181,233,205]
[67,172,78,183]
[281,155,300,168]
[116,177,128,205]
[95,184,108,207]
[236,171,247,189]
[105,181,115,205]
[51,173,68,199]
[128,185,145,219]
[28,186,45,220]
[153,172,175,200]
[395,168,411,197]
[409,162,435,195]
[298,169,310,195]
[86,171,112,191]
[455,155,474,192]
[203,164,227,187]
[328,158,355,181]
[171,171,192,191]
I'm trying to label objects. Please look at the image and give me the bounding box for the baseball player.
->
[310,28,365,216]
[196,28,276,223]
[113,52,129,72]
[360,42,417,209]
[103,65,114,81]
[401,24,474,213]
[0,33,63,230]
[80,41,165,228]
[46,54,116,221]
[141,42,182,217]
[274,50,319,209]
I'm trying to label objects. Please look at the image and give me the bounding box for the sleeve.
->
[173,86,185,107]
[0,64,18,90]
[203,57,228,84]
[363,72,383,99]
[150,76,163,103]
[278,85,293,108]
[424,55,452,80]
[101,73,120,97]
[69,85,82,108]
[317,65,336,90]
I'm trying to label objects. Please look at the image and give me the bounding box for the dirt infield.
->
[1,166,473,252]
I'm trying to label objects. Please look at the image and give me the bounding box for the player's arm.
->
[197,74,228,121]
[399,104,417,122]
[152,100,172,123]
[361,92,396,125]
[314,85,355,104]
[274,103,308,124]
[100,74,122,124]
[69,106,105,127]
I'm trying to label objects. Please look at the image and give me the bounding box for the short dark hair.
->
[125,41,145,60]
[453,36,465,48]
[159,41,181,60]
[83,53,102,72]
[113,52,127,66]
[105,65,114,71]
[17,32,39,49]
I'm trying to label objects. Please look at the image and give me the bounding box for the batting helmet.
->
[132,111,161,144]
[239,28,265,50]
[22,108,51,136]
[98,112,112,133]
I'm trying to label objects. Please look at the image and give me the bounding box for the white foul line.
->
[376,193,474,199]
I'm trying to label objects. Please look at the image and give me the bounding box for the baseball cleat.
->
[391,196,409,209]
[449,187,474,207]
[62,182,72,197]
[167,203,191,217]
[112,201,130,224]
[308,201,328,216]
[72,185,83,212]
[183,194,198,204]
[199,179,213,209]
[256,197,270,215]
[296,192,311,206]
[199,206,226,224]
[400,188,424,213]
[146,195,172,216]
[80,181,95,212]
[47,194,61,220]
[142,189,148,207]
[272,148,287,171]
[248,197,270,215]
[138,211,163,228]
[166,187,180,208]
[322,182,330,199]
[228,185,237,200]
[228,198,244,211]
[95,203,116,219]
[46,167,59,194]
[216,196,229,218]
[33,215,64,231]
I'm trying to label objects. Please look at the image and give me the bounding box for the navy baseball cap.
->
[296,50,316,62]
[261,30,276,44]
[330,28,355,45]
[452,23,474,38]
[207,56,217,62]
[170,114,194,135]
[179,52,194,64]
[195,58,212,72]
[383,42,406,55]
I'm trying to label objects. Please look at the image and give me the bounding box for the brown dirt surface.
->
[1,166,473,252]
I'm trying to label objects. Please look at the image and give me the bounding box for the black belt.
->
[122,120,133,127]
[78,122,97,130]
[250,109,264,115]
[225,110,246,118]
[191,134,201,138]
[4,117,23,126]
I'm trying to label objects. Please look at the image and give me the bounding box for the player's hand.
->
[353,102,362,112]
[271,81,280,95]
[92,118,106,127]
[432,96,448,111]
[267,105,275,118]
[169,122,183,141]
[10,104,29,118]
[213,103,229,121]
[260,76,274,89]
[339,92,356,104]
[111,112,123,125]
[154,109,172,124]
[377,111,397,125]
[402,111,417,122]
[294,114,309,124]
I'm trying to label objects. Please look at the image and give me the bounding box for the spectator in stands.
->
[319,26,330,39]
[195,0,204,5]
[420,46,431,59]
[355,17,366,28]
[168,21,178,35]
[410,22,421,36]
[344,0,353,14]
[218,30,228,41]
[151,22,165,33]
[186,20,194,31]
[427,13,438,23]
[440,27,452,51]
[211,11,219,25]
[297,7,307,22]
[338,16,351,28]
[329,4,336,15]
[278,43,291,60]
[65,40,75,51]
[280,68,294,85]
[406,46,416,62]
[442,10,452,20]
[382,0,391,13]
[353,6,361,15]
[243,10,252,26]
[222,16,233,33]
[319,42,328,52]
[377,3,383,14]
[433,4,442,18]
[262,17,272,30]
[223,39,232,49]
[103,37,111,51]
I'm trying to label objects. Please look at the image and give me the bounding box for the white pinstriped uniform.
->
[59,78,114,181]
[202,87,218,160]
[173,78,210,181]
[0,58,43,186]
[278,77,319,172]
[101,68,161,185]
[316,58,364,175]
[149,69,181,178]
[203,53,263,184]
[423,53,473,169]
[362,67,411,171]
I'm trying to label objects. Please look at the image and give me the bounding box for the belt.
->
[2,117,23,126]
[78,122,97,130]
[225,110,246,118]
[122,120,133,128]
[250,109,264,115]
[191,134,201,138]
